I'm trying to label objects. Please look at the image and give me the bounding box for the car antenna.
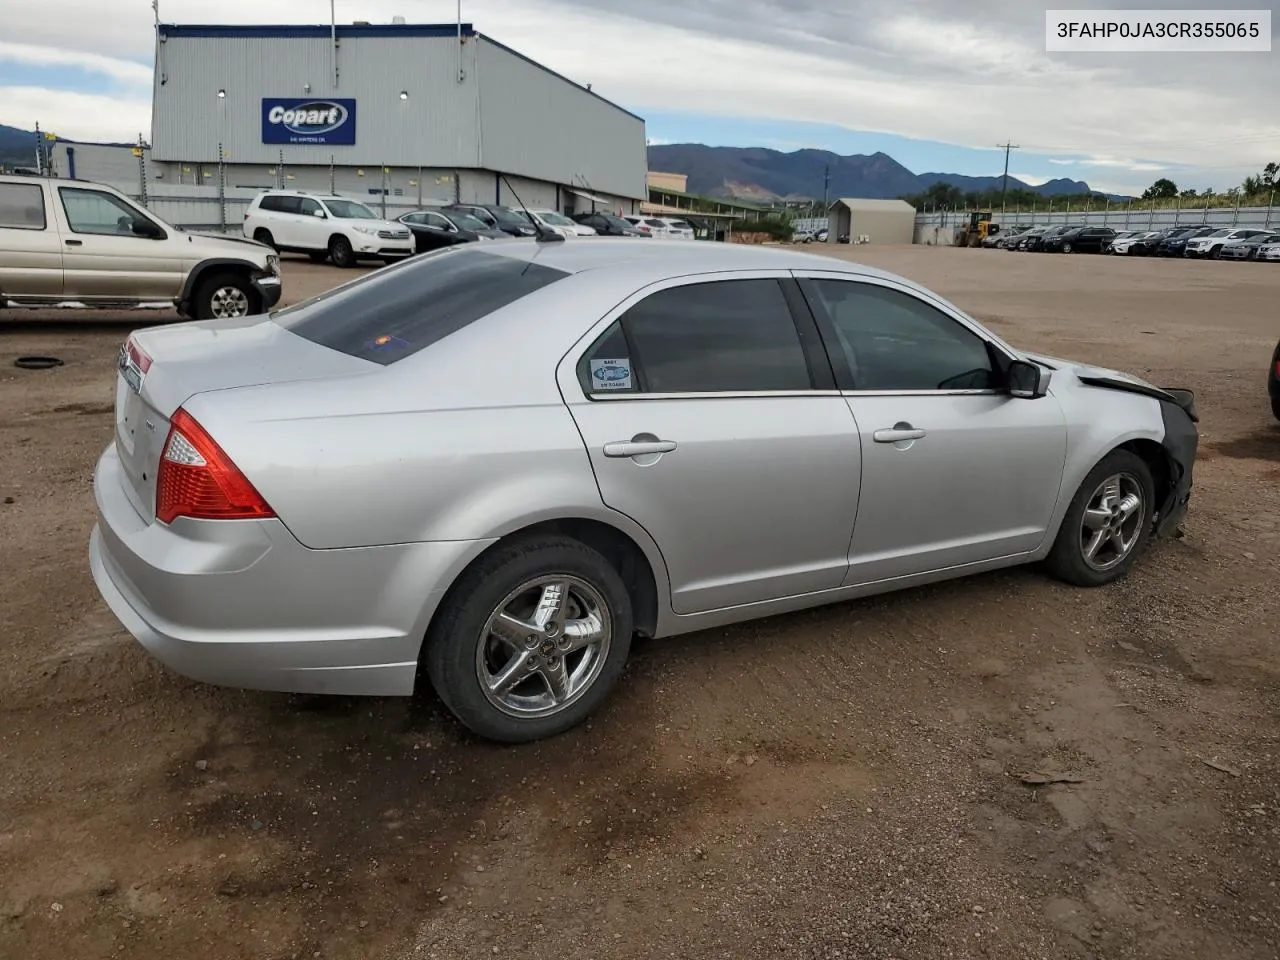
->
[500,174,563,244]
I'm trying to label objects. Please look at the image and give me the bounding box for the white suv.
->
[242,191,414,267]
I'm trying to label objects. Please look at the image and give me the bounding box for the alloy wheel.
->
[476,575,612,719]
[209,285,250,318]
[1079,472,1146,572]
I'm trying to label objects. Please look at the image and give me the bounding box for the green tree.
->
[1242,175,1264,196]
[1263,162,1278,188]
[1141,178,1178,200]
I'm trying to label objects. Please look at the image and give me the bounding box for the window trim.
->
[0,182,48,231]
[57,185,167,240]
[561,270,837,403]
[793,271,1018,395]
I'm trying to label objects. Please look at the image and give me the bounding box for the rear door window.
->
[577,278,814,395]
[0,183,46,230]
[273,248,569,365]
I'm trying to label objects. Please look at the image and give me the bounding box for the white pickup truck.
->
[0,174,281,319]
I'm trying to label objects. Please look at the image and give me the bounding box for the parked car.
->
[1042,226,1116,254]
[243,190,414,268]
[1256,237,1280,262]
[1022,225,1074,251]
[0,174,279,319]
[1108,230,1158,255]
[996,226,1039,249]
[573,212,647,237]
[523,209,596,237]
[1155,226,1215,258]
[445,203,538,238]
[815,229,829,242]
[655,218,696,240]
[398,209,506,253]
[1218,232,1280,260]
[1270,338,1280,420]
[622,215,672,238]
[89,240,1198,744]
[1184,228,1271,259]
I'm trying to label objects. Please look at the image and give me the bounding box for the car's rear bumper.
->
[88,443,494,697]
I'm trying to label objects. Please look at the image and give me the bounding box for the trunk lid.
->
[112,315,372,521]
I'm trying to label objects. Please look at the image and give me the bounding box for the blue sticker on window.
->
[590,358,632,391]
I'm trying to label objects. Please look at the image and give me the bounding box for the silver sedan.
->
[90,239,1199,743]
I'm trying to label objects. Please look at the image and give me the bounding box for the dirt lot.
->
[1,247,1277,960]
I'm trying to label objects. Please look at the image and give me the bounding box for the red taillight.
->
[125,335,152,374]
[1275,360,1280,378]
[155,408,275,524]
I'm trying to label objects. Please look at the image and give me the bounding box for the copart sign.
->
[261,98,357,145]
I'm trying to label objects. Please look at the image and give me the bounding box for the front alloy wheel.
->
[1079,473,1145,572]
[1044,449,1156,587]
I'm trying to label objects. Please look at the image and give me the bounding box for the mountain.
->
[647,144,1100,202]
[0,124,40,169]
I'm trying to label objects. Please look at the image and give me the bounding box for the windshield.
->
[1205,229,1231,238]
[599,215,632,230]
[489,206,529,225]
[323,199,378,220]
[535,211,575,226]
[448,213,490,232]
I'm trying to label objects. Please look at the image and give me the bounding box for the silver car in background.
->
[89,241,1198,743]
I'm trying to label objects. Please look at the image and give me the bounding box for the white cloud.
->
[0,40,151,85]
[1011,172,1049,186]
[0,86,151,142]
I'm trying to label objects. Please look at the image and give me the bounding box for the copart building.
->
[53,20,647,218]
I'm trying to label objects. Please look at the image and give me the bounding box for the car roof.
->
[477,236,911,286]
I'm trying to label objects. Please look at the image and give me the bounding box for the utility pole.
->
[997,141,1019,215]
[822,162,830,211]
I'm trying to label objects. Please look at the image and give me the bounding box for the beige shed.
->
[825,198,917,245]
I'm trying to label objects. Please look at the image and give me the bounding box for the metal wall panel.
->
[150,30,647,201]
[475,38,647,200]
[152,33,480,166]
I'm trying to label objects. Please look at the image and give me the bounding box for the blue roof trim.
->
[476,34,644,124]
[158,23,475,39]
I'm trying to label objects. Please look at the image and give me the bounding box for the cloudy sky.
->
[1,0,1277,195]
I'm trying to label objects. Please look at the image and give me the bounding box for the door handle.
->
[873,424,926,443]
[65,239,83,246]
[603,439,677,458]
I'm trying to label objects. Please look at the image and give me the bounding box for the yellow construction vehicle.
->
[957,211,996,247]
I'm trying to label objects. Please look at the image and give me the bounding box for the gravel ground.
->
[1,247,1277,960]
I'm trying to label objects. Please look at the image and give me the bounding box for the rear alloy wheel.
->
[424,537,633,743]
[1062,241,1074,253]
[1044,450,1155,587]
[194,272,255,320]
[329,235,356,268]
[252,228,277,251]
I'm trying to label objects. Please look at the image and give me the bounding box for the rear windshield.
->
[272,248,569,365]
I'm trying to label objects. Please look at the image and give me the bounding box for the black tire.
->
[423,536,634,743]
[1271,391,1280,422]
[193,272,256,320]
[307,251,328,264]
[1210,245,1222,260]
[252,228,277,251]
[329,235,356,268]
[1062,242,1074,254]
[1044,450,1156,588]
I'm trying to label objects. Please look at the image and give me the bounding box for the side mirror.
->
[312,209,326,218]
[1007,359,1051,399]
[131,219,162,239]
